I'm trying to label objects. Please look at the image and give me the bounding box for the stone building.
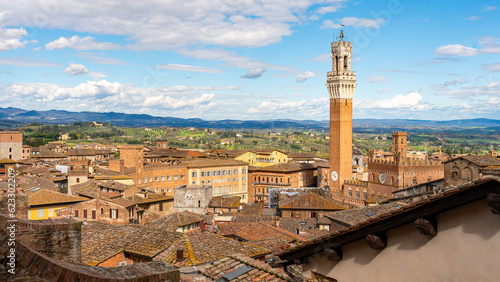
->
[444,155,500,187]
[339,132,444,206]
[249,162,318,204]
[185,159,249,202]
[174,184,212,215]
[0,131,22,160]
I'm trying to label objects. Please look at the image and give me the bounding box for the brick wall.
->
[70,198,136,225]
[0,234,179,281]
[444,159,482,187]
[0,189,29,219]
[0,214,82,264]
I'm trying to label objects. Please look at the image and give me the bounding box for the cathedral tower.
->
[327,30,357,191]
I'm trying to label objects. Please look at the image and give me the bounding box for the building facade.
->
[0,131,22,161]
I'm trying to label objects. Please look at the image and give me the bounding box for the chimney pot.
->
[200,220,206,231]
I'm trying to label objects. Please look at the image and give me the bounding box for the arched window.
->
[401,138,404,144]
[344,56,348,70]
[463,167,473,180]
[452,166,461,179]
[391,176,395,185]
[363,189,368,199]
[355,188,360,198]
[348,187,352,197]
[372,174,376,182]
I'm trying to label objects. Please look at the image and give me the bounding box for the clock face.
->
[331,171,338,182]
[379,172,387,184]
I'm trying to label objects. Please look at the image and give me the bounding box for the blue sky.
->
[0,0,499,121]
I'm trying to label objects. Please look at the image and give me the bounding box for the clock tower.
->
[327,30,357,192]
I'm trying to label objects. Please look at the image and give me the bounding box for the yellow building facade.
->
[235,150,288,167]
[28,189,87,220]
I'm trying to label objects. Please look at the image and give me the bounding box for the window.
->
[76,178,80,183]
[228,186,231,193]
[228,170,232,175]
[92,210,96,219]
[174,175,178,180]
[207,171,212,177]
[161,176,165,181]
[167,176,172,181]
[228,178,232,182]
[110,209,118,219]
[149,177,152,182]
[207,180,211,184]
[234,184,237,191]
[223,170,226,175]
[355,188,360,198]
[233,178,237,182]
[201,180,205,184]
[234,169,238,175]
[181,175,185,180]
[83,210,88,218]
[242,184,246,191]
[101,208,104,215]
[201,171,206,177]
[9,148,12,152]
[242,177,246,181]
[159,202,163,211]
[155,176,159,182]
[138,179,141,184]
[192,172,197,177]
[242,168,247,174]
[192,181,196,184]
[242,195,245,199]
[348,187,352,197]
[363,189,368,200]
[75,210,79,217]
[168,188,172,192]
[38,209,44,218]
[311,212,318,218]
[228,208,231,212]
[214,188,217,194]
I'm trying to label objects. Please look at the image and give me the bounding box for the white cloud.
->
[0,26,28,51]
[444,77,467,86]
[435,44,479,56]
[296,71,316,83]
[322,17,385,29]
[3,80,219,113]
[248,97,329,118]
[45,36,119,50]
[0,0,348,50]
[63,63,89,76]
[483,62,500,72]
[481,5,497,11]
[241,68,266,79]
[366,75,387,83]
[312,53,330,62]
[435,37,500,56]
[156,64,223,73]
[0,57,61,67]
[376,89,389,93]
[464,16,481,21]
[354,92,428,110]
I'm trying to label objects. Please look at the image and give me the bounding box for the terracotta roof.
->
[133,193,173,204]
[17,175,58,192]
[249,162,317,173]
[217,222,308,243]
[0,158,19,164]
[154,229,270,267]
[240,202,263,215]
[82,222,183,266]
[198,254,292,281]
[183,159,247,168]
[231,214,276,224]
[209,196,241,209]
[325,203,404,226]
[97,180,135,191]
[287,152,317,159]
[100,191,122,198]
[28,189,88,206]
[446,155,500,166]
[279,192,348,211]
[147,211,204,232]
[276,178,500,261]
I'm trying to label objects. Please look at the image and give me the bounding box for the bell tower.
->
[327,29,357,192]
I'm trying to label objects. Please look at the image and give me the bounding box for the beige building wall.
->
[188,165,248,203]
[0,131,22,160]
[303,199,500,281]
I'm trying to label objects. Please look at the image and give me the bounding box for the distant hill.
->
[1,107,500,130]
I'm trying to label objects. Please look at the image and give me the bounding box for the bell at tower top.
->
[336,27,346,42]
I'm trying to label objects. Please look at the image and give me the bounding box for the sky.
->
[0,0,499,121]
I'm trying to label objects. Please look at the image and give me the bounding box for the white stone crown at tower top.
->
[326,30,357,99]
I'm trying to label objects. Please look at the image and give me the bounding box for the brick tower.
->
[327,30,357,192]
[390,131,408,162]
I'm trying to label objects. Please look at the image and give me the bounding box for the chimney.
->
[200,220,205,231]
[176,249,184,261]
